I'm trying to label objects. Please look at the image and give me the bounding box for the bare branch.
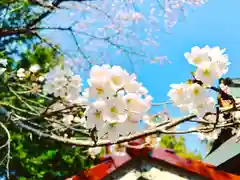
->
[26,0,94,28]
[0,28,34,37]
[9,104,240,147]
[0,122,11,179]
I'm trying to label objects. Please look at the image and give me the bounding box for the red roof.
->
[69,140,240,180]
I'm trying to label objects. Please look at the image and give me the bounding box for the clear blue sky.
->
[43,0,240,157]
[134,0,240,156]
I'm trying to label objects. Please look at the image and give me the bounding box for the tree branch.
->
[26,0,94,28]
[10,104,240,147]
[0,28,34,37]
[0,122,11,179]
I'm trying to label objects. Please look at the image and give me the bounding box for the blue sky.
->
[135,0,240,156]
[42,0,240,157]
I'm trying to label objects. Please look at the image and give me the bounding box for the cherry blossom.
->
[195,61,219,86]
[0,58,8,67]
[43,65,82,102]
[85,100,106,130]
[8,45,237,145]
[169,46,230,120]
[190,97,216,117]
[168,83,190,106]
[87,147,102,159]
[184,46,209,66]
[0,68,6,76]
[62,115,74,126]
[17,68,26,79]
[98,122,128,142]
[29,64,41,73]
[0,58,7,75]
[103,97,128,124]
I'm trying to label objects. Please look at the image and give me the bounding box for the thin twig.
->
[0,122,11,179]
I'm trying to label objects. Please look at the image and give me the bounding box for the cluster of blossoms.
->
[168,46,230,117]
[16,64,45,93]
[0,59,8,75]
[84,65,152,141]
[43,65,83,102]
[1,45,235,145]
[43,64,152,141]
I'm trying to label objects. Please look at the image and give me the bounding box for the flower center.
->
[95,111,101,120]
[109,122,117,127]
[193,88,200,96]
[176,88,183,95]
[127,98,133,104]
[194,57,201,64]
[110,106,118,114]
[96,87,104,95]
[111,76,122,86]
[203,68,210,76]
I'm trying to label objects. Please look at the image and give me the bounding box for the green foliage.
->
[18,44,63,72]
[5,126,94,179]
[0,0,47,57]
[160,135,202,160]
[0,44,93,179]
[0,1,203,179]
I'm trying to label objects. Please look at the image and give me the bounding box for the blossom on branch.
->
[169,46,230,118]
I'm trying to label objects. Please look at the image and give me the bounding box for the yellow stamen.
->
[194,57,201,64]
[203,69,210,76]
[110,106,118,114]
[95,111,101,120]
[193,88,199,96]
[111,76,122,86]
[96,87,104,95]
[176,88,183,95]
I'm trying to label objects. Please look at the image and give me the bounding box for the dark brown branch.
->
[26,0,62,28]
[28,0,57,9]
[26,0,94,28]
[0,28,34,37]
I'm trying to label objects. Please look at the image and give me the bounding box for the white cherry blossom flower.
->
[145,95,153,105]
[88,147,102,159]
[54,88,67,98]
[187,83,206,104]
[138,86,149,96]
[190,97,216,117]
[204,46,230,77]
[85,100,106,130]
[0,59,7,75]
[88,78,115,99]
[89,64,110,81]
[103,97,127,123]
[195,61,219,86]
[29,64,41,73]
[0,59,8,67]
[62,115,74,126]
[168,83,190,106]
[43,65,82,101]
[109,66,129,90]
[17,68,26,79]
[0,68,6,75]
[123,74,142,93]
[184,46,209,66]
[124,93,150,114]
[98,122,127,142]
[65,75,82,101]
[38,76,44,82]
